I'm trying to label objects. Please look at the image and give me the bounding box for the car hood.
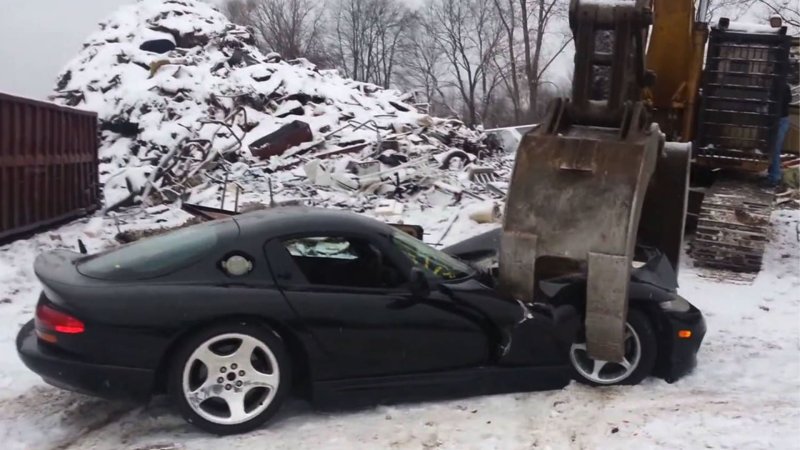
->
[443,228,678,292]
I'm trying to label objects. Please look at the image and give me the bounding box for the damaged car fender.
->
[498,301,581,366]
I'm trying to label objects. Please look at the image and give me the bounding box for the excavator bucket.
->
[498,0,683,363]
[501,106,662,363]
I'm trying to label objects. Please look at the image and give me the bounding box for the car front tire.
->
[568,309,657,386]
[168,321,291,435]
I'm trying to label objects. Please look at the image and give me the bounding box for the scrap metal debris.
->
[49,0,507,217]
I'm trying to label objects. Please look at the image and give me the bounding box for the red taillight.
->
[36,304,85,334]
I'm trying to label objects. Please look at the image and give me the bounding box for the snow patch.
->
[720,21,784,34]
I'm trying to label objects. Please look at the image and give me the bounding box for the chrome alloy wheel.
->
[182,333,280,425]
[569,322,642,385]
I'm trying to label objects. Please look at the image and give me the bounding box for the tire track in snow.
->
[51,407,135,450]
[0,385,135,450]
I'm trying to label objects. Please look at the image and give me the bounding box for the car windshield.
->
[77,220,225,280]
[391,230,474,280]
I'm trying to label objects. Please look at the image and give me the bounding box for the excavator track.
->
[692,180,773,273]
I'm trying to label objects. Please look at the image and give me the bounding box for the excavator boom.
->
[645,0,708,141]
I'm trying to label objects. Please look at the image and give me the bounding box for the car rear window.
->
[77,220,226,280]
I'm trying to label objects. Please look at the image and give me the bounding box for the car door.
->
[264,233,492,380]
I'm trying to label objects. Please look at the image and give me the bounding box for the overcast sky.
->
[0,0,140,99]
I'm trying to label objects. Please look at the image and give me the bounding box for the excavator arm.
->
[499,0,691,363]
[645,0,708,141]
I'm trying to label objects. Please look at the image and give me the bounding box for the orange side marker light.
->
[35,329,58,344]
[678,330,692,339]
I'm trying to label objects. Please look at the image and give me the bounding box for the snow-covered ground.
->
[0,207,798,450]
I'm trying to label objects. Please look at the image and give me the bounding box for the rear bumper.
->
[654,306,707,382]
[16,320,154,400]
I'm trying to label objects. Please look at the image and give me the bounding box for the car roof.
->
[232,206,395,239]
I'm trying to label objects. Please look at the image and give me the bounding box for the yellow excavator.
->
[499,0,793,362]
[646,0,793,274]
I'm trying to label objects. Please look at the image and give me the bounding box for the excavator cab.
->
[499,0,690,362]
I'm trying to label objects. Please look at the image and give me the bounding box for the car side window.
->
[281,236,406,289]
[285,237,358,260]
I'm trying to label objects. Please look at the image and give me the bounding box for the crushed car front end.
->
[443,228,707,383]
[648,294,706,382]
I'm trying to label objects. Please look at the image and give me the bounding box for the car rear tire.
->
[569,309,657,386]
[168,321,291,435]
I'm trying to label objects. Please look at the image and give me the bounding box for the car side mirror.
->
[409,267,431,298]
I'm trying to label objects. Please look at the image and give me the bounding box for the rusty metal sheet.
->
[0,92,98,244]
[249,120,313,159]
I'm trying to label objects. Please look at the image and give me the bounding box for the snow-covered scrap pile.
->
[50,0,503,214]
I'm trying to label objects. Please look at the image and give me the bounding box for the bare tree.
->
[492,0,523,123]
[427,0,505,126]
[519,0,572,121]
[223,0,250,26]
[222,0,328,62]
[395,16,451,114]
[332,0,413,88]
[699,0,749,22]
[753,0,800,29]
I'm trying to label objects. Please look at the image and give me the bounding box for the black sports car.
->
[17,207,705,435]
